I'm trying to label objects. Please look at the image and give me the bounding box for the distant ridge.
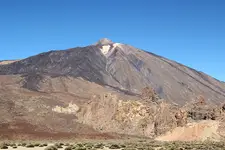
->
[0,59,20,65]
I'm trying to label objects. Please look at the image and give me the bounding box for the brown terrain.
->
[0,38,225,141]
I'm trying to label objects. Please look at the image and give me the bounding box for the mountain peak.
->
[96,38,114,45]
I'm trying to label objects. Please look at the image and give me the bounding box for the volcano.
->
[0,38,224,140]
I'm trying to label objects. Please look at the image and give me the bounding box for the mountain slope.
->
[0,38,225,140]
[0,38,224,105]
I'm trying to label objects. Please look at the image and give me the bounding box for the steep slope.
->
[0,38,224,105]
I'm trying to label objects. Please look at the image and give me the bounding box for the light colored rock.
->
[156,120,221,141]
[52,102,79,114]
[100,45,111,55]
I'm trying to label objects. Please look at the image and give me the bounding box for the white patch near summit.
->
[100,43,123,55]
[100,45,111,55]
[113,43,122,48]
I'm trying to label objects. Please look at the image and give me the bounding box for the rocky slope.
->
[0,38,224,105]
[0,38,225,140]
[0,74,176,139]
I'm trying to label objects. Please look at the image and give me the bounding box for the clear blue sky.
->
[0,0,224,81]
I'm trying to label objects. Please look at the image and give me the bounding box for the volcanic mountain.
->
[0,38,225,140]
[1,38,224,104]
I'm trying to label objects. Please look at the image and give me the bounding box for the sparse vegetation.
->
[0,143,8,149]
[39,144,44,147]
[9,143,17,147]
[109,144,121,149]
[44,145,58,150]
[54,143,63,148]
[34,143,40,147]
[0,141,224,150]
[75,148,86,150]
[94,143,104,149]
[64,146,72,150]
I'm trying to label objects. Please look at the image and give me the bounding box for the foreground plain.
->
[2,140,225,150]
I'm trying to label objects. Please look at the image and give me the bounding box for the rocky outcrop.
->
[156,120,221,141]
[184,96,220,121]
[175,109,187,127]
[141,87,160,102]
[156,97,225,142]
[74,91,178,138]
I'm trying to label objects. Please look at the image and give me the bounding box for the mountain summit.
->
[95,38,114,45]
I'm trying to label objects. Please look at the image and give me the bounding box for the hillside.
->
[0,38,224,105]
[0,38,225,140]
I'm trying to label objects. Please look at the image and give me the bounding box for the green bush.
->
[64,146,72,150]
[26,144,35,148]
[74,148,86,150]
[54,143,63,148]
[9,143,16,147]
[0,145,8,149]
[0,143,9,149]
[94,143,104,149]
[0,144,8,149]
[0,146,8,149]
[34,143,40,147]
[109,144,120,149]
[44,146,58,150]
